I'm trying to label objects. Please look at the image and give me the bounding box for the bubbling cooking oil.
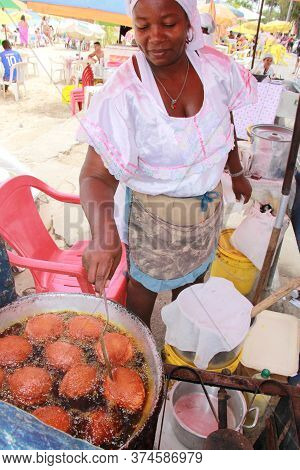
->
[0,312,150,449]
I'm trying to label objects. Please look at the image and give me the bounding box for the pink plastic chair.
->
[70,64,94,115]
[0,175,127,305]
[106,61,123,68]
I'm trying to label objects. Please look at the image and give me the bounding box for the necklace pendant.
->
[171,99,176,110]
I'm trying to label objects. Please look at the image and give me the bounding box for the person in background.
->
[41,16,52,45]
[227,30,237,53]
[0,238,17,309]
[292,40,300,76]
[48,25,54,43]
[18,15,29,48]
[287,35,295,53]
[125,29,135,46]
[252,53,275,77]
[0,40,22,89]
[64,35,71,49]
[88,41,104,63]
[236,33,247,50]
[265,32,276,51]
[35,28,42,47]
[199,13,216,47]
[0,24,8,43]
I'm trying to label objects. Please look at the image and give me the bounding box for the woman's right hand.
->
[80,146,121,294]
[82,240,122,295]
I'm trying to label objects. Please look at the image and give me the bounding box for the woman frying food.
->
[79,0,257,327]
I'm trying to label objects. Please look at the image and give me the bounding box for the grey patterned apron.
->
[127,183,223,281]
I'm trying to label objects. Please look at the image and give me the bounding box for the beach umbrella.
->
[57,19,105,41]
[238,7,263,21]
[242,21,260,31]
[11,0,27,8]
[226,5,244,19]
[263,20,293,34]
[27,1,131,26]
[230,24,255,36]
[198,3,238,27]
[0,9,31,24]
[0,0,20,8]
[211,0,244,18]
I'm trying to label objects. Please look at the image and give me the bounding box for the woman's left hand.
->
[231,175,252,203]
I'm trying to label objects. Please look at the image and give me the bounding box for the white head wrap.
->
[126,0,204,51]
[263,52,274,61]
[199,13,216,35]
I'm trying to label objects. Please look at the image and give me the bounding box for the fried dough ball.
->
[0,335,32,366]
[103,367,145,412]
[86,409,119,446]
[59,364,98,399]
[67,316,104,341]
[33,406,71,433]
[0,368,4,387]
[8,366,52,405]
[45,341,84,372]
[95,333,133,367]
[25,314,64,343]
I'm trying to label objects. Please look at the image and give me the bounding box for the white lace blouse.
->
[78,46,257,197]
[78,46,257,240]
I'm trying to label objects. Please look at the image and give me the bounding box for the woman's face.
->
[132,0,190,66]
[263,57,273,69]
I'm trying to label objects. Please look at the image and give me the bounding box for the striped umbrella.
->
[0,0,20,8]
[0,9,32,24]
[27,0,131,26]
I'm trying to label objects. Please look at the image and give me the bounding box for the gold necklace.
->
[152,59,190,110]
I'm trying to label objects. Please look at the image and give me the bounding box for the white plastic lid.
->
[241,310,300,377]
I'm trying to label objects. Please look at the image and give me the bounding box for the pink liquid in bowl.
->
[174,393,236,437]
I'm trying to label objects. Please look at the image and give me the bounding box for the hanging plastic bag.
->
[230,202,290,270]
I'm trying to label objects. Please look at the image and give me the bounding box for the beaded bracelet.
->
[229,169,244,178]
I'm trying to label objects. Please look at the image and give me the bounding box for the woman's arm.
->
[88,52,97,60]
[80,146,122,293]
[227,116,252,203]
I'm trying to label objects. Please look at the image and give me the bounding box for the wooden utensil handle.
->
[251,277,300,318]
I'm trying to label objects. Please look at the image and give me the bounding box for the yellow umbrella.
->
[263,21,292,34]
[231,24,255,35]
[1,0,33,24]
[0,9,32,25]
[198,3,237,27]
[242,21,260,31]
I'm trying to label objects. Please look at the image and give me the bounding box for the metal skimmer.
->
[100,289,113,380]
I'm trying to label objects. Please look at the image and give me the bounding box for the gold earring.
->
[186,29,194,44]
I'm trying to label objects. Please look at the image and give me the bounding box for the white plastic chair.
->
[50,58,65,83]
[27,56,39,77]
[236,57,252,69]
[215,44,229,55]
[70,60,84,86]
[83,85,103,111]
[19,52,39,78]
[1,62,27,101]
[0,61,4,89]
[232,49,251,60]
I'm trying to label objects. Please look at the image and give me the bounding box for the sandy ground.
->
[1,44,299,345]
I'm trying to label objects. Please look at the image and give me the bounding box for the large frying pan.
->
[0,293,164,450]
